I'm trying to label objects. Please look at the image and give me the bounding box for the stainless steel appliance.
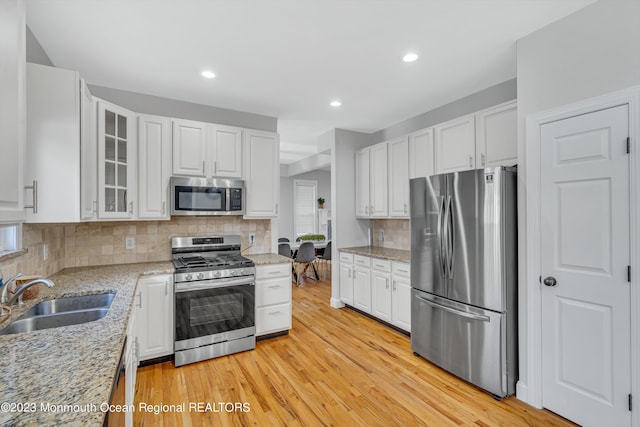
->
[170,176,244,216]
[410,166,517,398]
[172,235,255,367]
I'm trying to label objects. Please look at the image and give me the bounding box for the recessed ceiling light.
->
[201,70,216,79]
[403,53,418,63]
[330,100,342,107]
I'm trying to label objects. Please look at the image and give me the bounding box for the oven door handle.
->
[174,277,255,292]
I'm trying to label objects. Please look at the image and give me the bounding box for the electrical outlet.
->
[125,236,135,250]
[42,244,48,261]
[248,233,256,245]
[379,229,384,242]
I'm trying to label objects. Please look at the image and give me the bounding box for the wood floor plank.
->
[134,276,576,427]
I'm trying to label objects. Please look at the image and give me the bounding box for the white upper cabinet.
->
[0,0,25,223]
[97,99,137,219]
[388,136,409,217]
[369,143,388,217]
[408,127,434,179]
[172,119,242,178]
[26,63,93,223]
[355,148,370,217]
[210,124,242,178]
[243,129,279,218]
[172,118,206,177]
[80,80,97,221]
[475,101,517,168]
[434,114,476,174]
[138,115,171,219]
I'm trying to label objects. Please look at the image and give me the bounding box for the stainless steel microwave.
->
[170,177,244,216]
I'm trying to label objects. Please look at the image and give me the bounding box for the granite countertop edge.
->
[0,261,174,427]
[338,246,411,263]
[245,253,292,265]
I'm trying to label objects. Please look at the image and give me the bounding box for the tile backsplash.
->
[370,219,410,250]
[0,217,271,279]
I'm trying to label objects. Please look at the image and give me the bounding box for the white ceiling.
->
[26,0,595,164]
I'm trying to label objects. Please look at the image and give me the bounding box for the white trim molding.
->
[523,86,640,427]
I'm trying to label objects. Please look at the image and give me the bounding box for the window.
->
[0,223,21,254]
[293,180,317,237]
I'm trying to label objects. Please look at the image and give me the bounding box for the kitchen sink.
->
[0,292,116,335]
[22,292,115,317]
[0,308,109,335]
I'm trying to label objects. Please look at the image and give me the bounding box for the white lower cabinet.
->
[255,263,292,336]
[125,311,137,427]
[135,274,174,361]
[339,252,354,305]
[391,262,411,332]
[339,251,411,332]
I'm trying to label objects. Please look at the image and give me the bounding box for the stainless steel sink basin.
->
[22,292,115,317]
[0,308,109,335]
[0,292,116,335]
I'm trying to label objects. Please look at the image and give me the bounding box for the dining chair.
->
[292,241,318,285]
[278,242,293,258]
[278,237,290,243]
[316,241,332,280]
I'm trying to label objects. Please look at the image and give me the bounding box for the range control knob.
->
[197,273,205,280]
[185,274,193,281]
[240,269,246,275]
[232,270,238,276]
[214,271,221,278]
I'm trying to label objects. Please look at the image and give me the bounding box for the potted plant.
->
[317,197,325,209]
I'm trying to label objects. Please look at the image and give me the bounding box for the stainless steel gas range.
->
[172,235,256,367]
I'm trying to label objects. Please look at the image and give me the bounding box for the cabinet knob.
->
[481,153,486,166]
[468,155,473,168]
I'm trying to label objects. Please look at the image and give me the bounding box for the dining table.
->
[288,240,328,250]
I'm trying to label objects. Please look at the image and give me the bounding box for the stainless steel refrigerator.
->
[410,166,517,398]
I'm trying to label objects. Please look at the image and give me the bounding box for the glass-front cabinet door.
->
[97,99,137,218]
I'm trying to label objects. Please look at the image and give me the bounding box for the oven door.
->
[174,277,255,351]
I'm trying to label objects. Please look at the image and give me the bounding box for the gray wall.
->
[278,170,331,241]
[516,0,640,402]
[89,85,277,132]
[26,25,53,66]
[371,79,516,144]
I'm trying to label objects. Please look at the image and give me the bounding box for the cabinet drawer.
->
[354,255,371,268]
[256,263,291,280]
[371,258,391,272]
[256,277,291,306]
[339,252,354,263]
[393,262,410,277]
[256,303,291,335]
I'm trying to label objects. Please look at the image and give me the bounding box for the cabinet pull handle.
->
[162,201,166,215]
[404,203,407,214]
[202,160,205,175]
[481,153,486,166]
[24,180,38,214]
[214,161,217,175]
[128,201,134,214]
[92,200,98,213]
[370,205,373,215]
[268,271,281,275]
[267,285,281,289]
[165,280,168,295]
[269,311,282,316]
[275,203,278,214]
[365,205,368,215]
[385,278,389,289]
[136,292,142,308]
[393,280,397,291]
[469,155,473,168]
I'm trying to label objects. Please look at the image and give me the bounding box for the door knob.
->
[543,277,557,287]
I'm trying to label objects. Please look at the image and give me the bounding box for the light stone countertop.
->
[245,253,292,265]
[0,261,173,427]
[339,246,411,263]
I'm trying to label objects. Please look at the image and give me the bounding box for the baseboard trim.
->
[138,354,174,367]
[256,330,289,342]
[330,297,345,308]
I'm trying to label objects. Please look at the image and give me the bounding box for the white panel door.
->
[476,101,517,168]
[243,129,279,218]
[355,148,370,217]
[172,119,206,176]
[369,142,388,217]
[388,136,409,217]
[353,267,371,313]
[434,115,475,174]
[211,124,242,178]
[340,263,354,305]
[540,105,630,427]
[371,270,391,322]
[138,115,171,219]
[408,127,434,179]
[80,80,97,221]
[136,275,174,361]
[392,275,412,332]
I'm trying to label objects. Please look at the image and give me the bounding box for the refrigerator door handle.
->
[437,196,447,278]
[415,294,490,322]
[445,195,455,279]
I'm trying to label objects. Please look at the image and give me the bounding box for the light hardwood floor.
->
[134,275,576,427]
